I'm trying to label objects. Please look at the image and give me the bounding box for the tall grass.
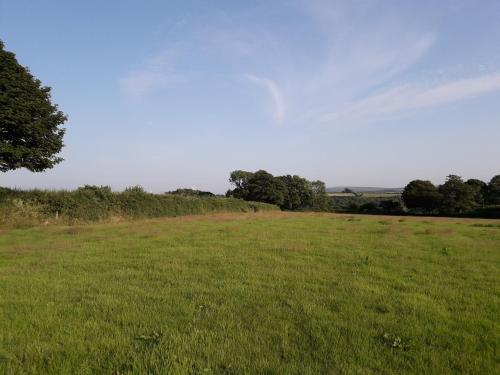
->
[0,185,278,226]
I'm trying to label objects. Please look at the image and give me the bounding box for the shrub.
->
[0,186,278,227]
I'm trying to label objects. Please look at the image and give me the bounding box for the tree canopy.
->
[438,175,476,215]
[488,175,500,204]
[465,179,488,207]
[227,170,329,211]
[402,180,441,214]
[0,40,67,172]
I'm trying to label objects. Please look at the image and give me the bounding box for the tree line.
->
[226,170,330,211]
[402,175,500,215]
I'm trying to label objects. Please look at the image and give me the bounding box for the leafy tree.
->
[311,180,330,211]
[227,170,329,210]
[228,170,254,199]
[465,179,488,207]
[246,170,287,206]
[438,175,476,215]
[487,175,500,204]
[0,40,67,172]
[402,180,441,214]
[279,175,313,210]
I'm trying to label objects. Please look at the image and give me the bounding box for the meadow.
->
[0,212,498,374]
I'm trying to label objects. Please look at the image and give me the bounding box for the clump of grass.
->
[135,331,163,347]
[346,216,361,222]
[471,223,500,229]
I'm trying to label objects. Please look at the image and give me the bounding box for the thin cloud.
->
[322,72,500,123]
[119,50,185,100]
[246,74,286,125]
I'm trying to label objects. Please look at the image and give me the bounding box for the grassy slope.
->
[0,212,498,374]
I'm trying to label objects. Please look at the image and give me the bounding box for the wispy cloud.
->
[119,50,186,100]
[322,72,500,123]
[245,74,286,125]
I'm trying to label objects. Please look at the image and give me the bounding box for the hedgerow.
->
[0,186,278,226]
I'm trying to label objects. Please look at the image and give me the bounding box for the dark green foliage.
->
[0,186,278,226]
[329,195,403,214]
[227,170,329,211]
[166,188,215,197]
[356,199,404,215]
[402,180,442,214]
[310,180,330,211]
[487,175,500,204]
[465,179,488,206]
[0,40,67,172]
[278,175,313,210]
[228,170,254,200]
[438,175,477,215]
[465,205,500,219]
[246,170,287,206]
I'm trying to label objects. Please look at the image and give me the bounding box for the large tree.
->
[279,175,313,210]
[310,180,330,211]
[0,40,67,172]
[227,169,329,211]
[438,175,476,215]
[465,178,488,207]
[227,170,254,199]
[402,180,441,214]
[246,170,287,206]
[487,175,500,204]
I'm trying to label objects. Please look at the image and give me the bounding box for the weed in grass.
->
[136,331,164,346]
[380,333,411,350]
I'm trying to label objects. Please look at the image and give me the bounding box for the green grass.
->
[0,212,499,374]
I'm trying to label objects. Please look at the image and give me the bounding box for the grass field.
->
[0,212,499,374]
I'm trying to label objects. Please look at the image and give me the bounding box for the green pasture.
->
[0,212,498,374]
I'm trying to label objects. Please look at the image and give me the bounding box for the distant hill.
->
[327,186,403,193]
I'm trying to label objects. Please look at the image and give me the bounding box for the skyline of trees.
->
[227,170,330,211]
[402,174,500,215]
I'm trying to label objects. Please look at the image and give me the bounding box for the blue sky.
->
[1,0,499,192]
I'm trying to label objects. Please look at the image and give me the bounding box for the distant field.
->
[0,212,499,374]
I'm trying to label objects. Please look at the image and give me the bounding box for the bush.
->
[0,186,278,226]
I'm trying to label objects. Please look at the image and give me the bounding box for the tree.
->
[402,180,441,214]
[0,40,67,172]
[438,175,476,215]
[246,170,287,206]
[311,180,330,211]
[465,179,488,207]
[228,170,254,199]
[279,175,313,210]
[487,175,500,204]
[227,170,329,210]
